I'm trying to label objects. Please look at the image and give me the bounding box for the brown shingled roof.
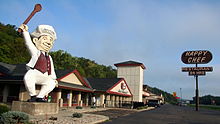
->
[114,60,146,69]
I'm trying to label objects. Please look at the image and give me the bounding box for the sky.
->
[0,0,220,100]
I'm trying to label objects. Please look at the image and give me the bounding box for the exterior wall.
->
[117,66,143,102]
[109,80,131,96]
[60,73,83,86]
[139,68,144,101]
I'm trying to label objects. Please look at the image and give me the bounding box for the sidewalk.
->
[86,107,155,120]
[29,107,155,124]
[29,107,110,124]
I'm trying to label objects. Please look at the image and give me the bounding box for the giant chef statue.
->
[19,24,57,102]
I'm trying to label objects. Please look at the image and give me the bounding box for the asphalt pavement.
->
[101,104,220,124]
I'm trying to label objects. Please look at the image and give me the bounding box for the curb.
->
[91,116,109,124]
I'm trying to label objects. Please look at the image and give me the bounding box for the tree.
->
[0,22,117,78]
[145,85,177,103]
[193,95,220,105]
[50,50,117,78]
[0,23,30,64]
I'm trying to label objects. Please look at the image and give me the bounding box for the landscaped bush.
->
[72,112,83,118]
[0,104,10,115]
[76,106,83,109]
[169,101,178,105]
[136,106,148,110]
[49,116,58,120]
[90,106,96,109]
[0,111,30,124]
[133,102,145,109]
[122,103,132,108]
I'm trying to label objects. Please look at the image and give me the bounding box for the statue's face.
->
[33,35,54,52]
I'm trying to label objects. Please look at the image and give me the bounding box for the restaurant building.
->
[0,62,132,107]
[0,60,163,107]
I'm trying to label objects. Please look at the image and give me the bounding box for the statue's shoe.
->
[27,96,37,102]
[36,98,47,102]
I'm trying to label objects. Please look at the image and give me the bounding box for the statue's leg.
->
[24,69,37,97]
[34,73,56,98]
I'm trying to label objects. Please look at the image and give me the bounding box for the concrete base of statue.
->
[12,101,58,116]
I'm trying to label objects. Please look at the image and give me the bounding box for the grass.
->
[188,104,220,111]
[136,106,148,110]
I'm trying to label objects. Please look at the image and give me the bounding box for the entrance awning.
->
[58,81,93,92]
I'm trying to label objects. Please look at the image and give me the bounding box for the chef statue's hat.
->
[31,25,57,40]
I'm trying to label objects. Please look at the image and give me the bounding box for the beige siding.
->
[109,80,132,96]
[117,66,144,102]
[60,73,83,86]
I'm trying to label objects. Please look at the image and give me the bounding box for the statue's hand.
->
[55,80,58,87]
[19,24,29,32]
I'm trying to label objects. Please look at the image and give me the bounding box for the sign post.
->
[195,64,199,111]
[181,50,213,111]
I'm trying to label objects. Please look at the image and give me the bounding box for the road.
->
[101,104,220,124]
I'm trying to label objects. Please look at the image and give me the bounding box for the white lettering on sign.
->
[187,57,206,63]
[185,51,208,57]
[182,67,213,72]
[189,71,205,76]
[118,89,128,94]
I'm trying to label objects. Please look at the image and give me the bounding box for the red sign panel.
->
[121,83,126,90]
[175,97,180,99]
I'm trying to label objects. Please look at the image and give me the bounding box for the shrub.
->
[0,104,10,115]
[90,106,96,109]
[169,101,178,105]
[76,106,83,109]
[0,111,29,124]
[133,102,145,109]
[136,106,148,110]
[72,112,83,118]
[49,116,57,120]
